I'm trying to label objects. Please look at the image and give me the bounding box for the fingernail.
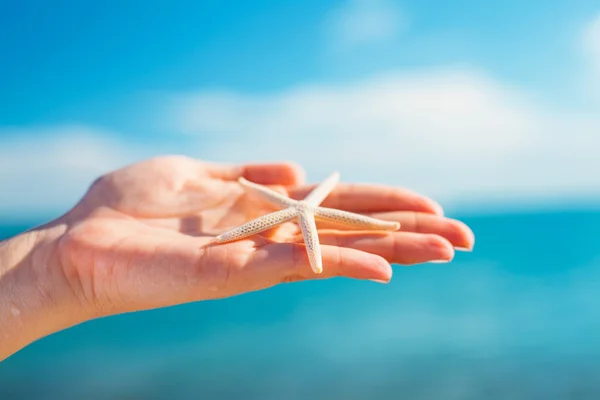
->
[370,279,390,284]
[455,247,473,252]
[429,259,450,264]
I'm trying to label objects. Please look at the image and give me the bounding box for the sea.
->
[1,210,599,399]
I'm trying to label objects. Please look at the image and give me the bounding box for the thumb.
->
[207,161,306,186]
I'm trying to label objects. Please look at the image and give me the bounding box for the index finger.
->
[288,183,444,215]
[247,242,394,284]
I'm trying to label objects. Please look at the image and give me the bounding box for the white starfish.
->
[214,172,401,274]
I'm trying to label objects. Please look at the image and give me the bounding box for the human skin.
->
[0,156,475,361]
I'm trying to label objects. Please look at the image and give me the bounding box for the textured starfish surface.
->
[214,172,401,274]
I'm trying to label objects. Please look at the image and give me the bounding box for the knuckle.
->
[290,243,305,272]
[389,232,402,255]
[195,244,240,292]
[334,245,344,267]
[152,154,192,170]
[409,212,420,233]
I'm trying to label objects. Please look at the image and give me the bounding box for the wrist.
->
[0,221,88,360]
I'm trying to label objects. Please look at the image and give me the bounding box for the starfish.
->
[214,172,401,274]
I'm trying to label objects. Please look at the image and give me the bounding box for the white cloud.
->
[583,13,600,93]
[3,16,600,219]
[3,66,599,218]
[325,0,406,49]
[168,66,600,213]
[583,13,600,61]
[0,125,140,219]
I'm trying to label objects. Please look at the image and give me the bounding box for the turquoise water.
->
[1,210,599,399]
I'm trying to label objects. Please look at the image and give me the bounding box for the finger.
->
[247,242,393,284]
[316,231,455,265]
[315,212,474,250]
[208,161,306,186]
[288,183,444,215]
[370,212,474,250]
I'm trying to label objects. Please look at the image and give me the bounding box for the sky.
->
[2,3,600,397]
[1,0,600,219]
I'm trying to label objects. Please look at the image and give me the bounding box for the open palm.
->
[56,156,474,318]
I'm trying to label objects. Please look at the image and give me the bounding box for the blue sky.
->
[2,3,600,396]
[1,0,600,219]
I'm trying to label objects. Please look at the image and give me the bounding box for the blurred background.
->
[1,0,600,398]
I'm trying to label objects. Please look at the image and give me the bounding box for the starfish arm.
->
[304,171,340,206]
[298,209,323,274]
[314,207,401,231]
[214,208,298,243]
[238,177,297,208]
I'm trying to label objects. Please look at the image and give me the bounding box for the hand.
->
[0,155,474,359]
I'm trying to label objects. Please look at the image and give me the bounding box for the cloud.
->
[167,66,600,213]
[3,15,600,219]
[583,13,600,61]
[583,13,600,93]
[0,125,141,219]
[3,68,599,218]
[325,0,406,50]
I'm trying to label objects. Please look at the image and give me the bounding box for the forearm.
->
[0,225,83,361]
